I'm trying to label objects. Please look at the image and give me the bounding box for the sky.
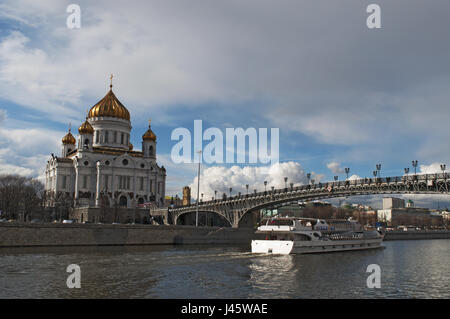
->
[1,0,450,208]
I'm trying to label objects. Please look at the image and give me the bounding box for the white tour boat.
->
[251,217,384,255]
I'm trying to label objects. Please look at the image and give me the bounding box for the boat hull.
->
[251,237,384,255]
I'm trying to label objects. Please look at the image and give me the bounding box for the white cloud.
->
[0,126,61,179]
[419,163,446,174]
[188,161,308,199]
[348,174,361,181]
[327,162,345,175]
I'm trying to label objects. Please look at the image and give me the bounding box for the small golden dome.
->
[62,129,76,145]
[79,118,94,134]
[129,143,133,151]
[142,120,156,141]
[88,87,130,121]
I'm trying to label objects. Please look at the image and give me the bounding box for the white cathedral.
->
[44,79,166,218]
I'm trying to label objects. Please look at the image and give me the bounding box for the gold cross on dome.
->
[148,119,152,127]
[110,74,113,87]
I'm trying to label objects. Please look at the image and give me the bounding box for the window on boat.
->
[295,234,311,241]
[268,219,294,226]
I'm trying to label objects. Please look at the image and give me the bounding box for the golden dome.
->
[79,118,94,134]
[62,129,76,145]
[88,87,130,121]
[129,143,133,151]
[142,120,156,141]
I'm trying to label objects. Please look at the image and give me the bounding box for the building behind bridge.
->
[377,197,443,227]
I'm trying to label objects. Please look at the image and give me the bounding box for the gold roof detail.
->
[88,83,130,121]
[79,118,94,134]
[62,126,76,145]
[142,119,156,141]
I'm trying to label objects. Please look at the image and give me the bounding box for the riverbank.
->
[383,230,450,241]
[0,223,449,247]
[0,223,254,247]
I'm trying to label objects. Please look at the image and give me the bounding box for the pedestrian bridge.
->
[169,173,450,227]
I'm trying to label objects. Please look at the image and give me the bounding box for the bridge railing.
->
[170,173,449,210]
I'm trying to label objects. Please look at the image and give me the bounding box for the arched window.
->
[149,145,154,156]
[119,196,127,207]
[84,138,89,145]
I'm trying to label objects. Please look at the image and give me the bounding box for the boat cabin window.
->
[267,219,294,226]
[294,234,311,241]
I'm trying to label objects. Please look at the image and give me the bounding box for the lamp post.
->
[264,181,267,193]
[345,168,350,180]
[214,190,217,201]
[290,182,294,191]
[284,177,288,191]
[306,173,311,185]
[376,163,381,178]
[412,160,418,175]
[334,176,338,181]
[271,186,275,194]
[229,187,232,198]
[441,164,446,178]
[373,170,378,180]
[404,167,409,176]
[246,184,249,196]
[195,150,202,227]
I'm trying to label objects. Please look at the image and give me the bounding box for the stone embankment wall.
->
[0,223,254,247]
[384,230,450,241]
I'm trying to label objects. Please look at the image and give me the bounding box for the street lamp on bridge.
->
[284,177,288,190]
[376,163,381,178]
[404,167,409,177]
[306,173,311,185]
[345,168,350,180]
[441,164,446,178]
[412,160,418,175]
[334,176,338,181]
[290,182,294,191]
[373,170,378,180]
[246,184,249,196]
[264,181,267,193]
[195,150,202,227]
[229,187,232,198]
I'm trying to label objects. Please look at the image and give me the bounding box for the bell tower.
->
[142,119,156,159]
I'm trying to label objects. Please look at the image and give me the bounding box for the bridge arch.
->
[236,189,450,227]
[173,210,232,227]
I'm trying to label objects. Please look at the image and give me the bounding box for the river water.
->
[0,240,448,298]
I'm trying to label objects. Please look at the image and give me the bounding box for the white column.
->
[95,161,101,206]
[74,166,79,206]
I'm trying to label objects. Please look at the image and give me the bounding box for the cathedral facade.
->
[44,81,166,215]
